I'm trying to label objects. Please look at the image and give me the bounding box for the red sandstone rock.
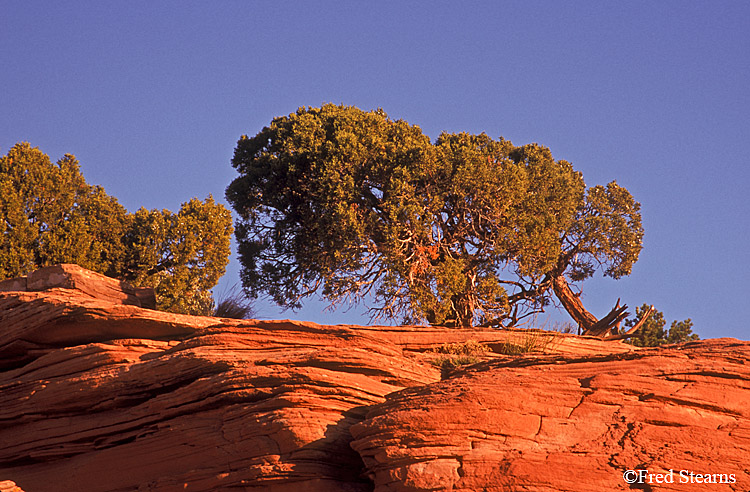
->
[0,264,155,308]
[2,265,746,492]
[350,339,750,491]
[0,481,24,492]
[353,324,637,359]
[0,267,438,491]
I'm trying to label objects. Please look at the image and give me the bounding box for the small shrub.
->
[213,285,255,319]
[550,321,576,334]
[431,340,489,356]
[622,304,699,347]
[429,340,488,374]
[498,330,559,355]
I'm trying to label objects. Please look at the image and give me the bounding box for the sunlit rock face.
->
[351,339,750,491]
[0,266,439,491]
[1,265,747,491]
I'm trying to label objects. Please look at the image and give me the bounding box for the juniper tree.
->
[1,142,233,315]
[227,104,643,327]
[624,304,699,347]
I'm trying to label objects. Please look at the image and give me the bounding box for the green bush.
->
[623,304,699,347]
[1,142,233,315]
[498,330,559,355]
[430,340,488,373]
[431,340,489,356]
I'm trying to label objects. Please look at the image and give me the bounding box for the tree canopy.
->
[227,104,643,327]
[1,142,233,315]
[623,304,699,347]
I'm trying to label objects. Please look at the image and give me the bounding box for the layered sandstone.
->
[1,265,748,491]
[0,480,23,492]
[1,267,438,491]
[0,263,155,309]
[351,339,750,491]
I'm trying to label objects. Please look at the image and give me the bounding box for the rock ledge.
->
[2,266,747,491]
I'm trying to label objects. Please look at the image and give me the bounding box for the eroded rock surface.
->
[2,265,747,491]
[1,266,439,491]
[0,480,24,492]
[351,339,750,491]
[0,263,155,308]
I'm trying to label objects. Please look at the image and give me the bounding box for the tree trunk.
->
[552,275,634,337]
[551,275,597,331]
[586,300,629,337]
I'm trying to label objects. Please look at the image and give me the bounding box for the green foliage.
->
[227,104,643,326]
[623,303,699,347]
[431,340,489,356]
[498,330,559,355]
[429,340,488,374]
[431,354,482,373]
[120,196,233,314]
[0,143,129,278]
[563,182,643,282]
[1,143,233,316]
[666,319,699,344]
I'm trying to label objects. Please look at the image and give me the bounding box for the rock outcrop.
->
[0,263,155,309]
[1,265,748,491]
[1,266,438,491]
[351,339,750,491]
[0,480,24,492]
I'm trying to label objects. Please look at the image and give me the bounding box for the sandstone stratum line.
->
[1,265,747,491]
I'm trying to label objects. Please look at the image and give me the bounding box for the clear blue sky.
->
[2,1,748,339]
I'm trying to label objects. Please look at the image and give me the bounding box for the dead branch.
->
[552,275,654,340]
[552,275,597,330]
[583,298,629,337]
[600,304,656,341]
